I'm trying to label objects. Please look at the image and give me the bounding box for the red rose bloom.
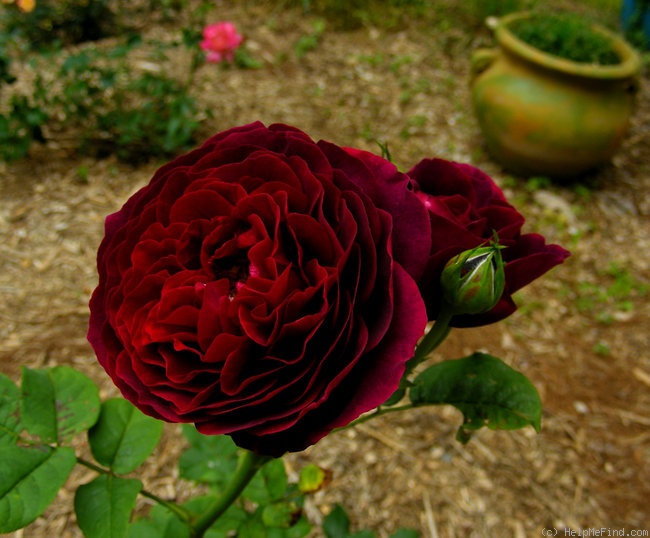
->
[407,158,570,326]
[88,122,429,456]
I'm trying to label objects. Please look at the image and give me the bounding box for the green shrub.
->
[508,13,621,65]
[0,38,16,85]
[2,0,117,48]
[0,1,225,162]
[0,33,48,161]
[0,34,206,163]
[0,94,48,161]
[53,41,204,162]
[97,73,203,162]
[467,0,536,20]
[286,0,428,29]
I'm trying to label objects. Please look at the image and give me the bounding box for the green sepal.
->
[382,386,406,407]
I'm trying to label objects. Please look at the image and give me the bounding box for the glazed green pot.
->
[471,12,642,178]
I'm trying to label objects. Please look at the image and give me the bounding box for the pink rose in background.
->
[200,22,243,63]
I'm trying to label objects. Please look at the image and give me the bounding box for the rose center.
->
[213,253,249,297]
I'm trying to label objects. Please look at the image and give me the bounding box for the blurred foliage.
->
[56,44,204,161]
[0,1,223,162]
[1,0,117,48]
[509,12,622,64]
[280,0,623,32]
[284,0,430,29]
[0,93,47,161]
[621,0,650,50]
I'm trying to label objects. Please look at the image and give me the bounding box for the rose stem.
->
[339,309,456,431]
[190,450,272,537]
[341,403,417,430]
[75,456,191,523]
[402,308,454,378]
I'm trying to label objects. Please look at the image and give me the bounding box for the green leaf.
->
[0,373,21,445]
[281,516,312,538]
[390,530,420,538]
[88,398,163,474]
[243,458,287,504]
[128,502,191,538]
[323,505,350,538]
[169,496,248,537]
[234,48,263,69]
[261,501,301,528]
[185,497,248,537]
[220,503,309,538]
[128,520,179,538]
[51,367,101,440]
[238,517,268,538]
[298,463,329,493]
[75,475,142,538]
[409,352,542,442]
[20,367,57,443]
[0,445,76,532]
[21,366,100,444]
[178,426,239,485]
[128,518,190,538]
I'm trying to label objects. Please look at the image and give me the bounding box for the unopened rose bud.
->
[440,243,505,315]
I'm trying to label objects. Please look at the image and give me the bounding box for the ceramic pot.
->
[470,12,642,179]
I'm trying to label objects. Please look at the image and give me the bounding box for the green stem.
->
[76,457,107,475]
[342,403,416,430]
[139,489,190,523]
[416,309,454,360]
[336,309,456,432]
[76,457,191,523]
[405,308,454,377]
[190,450,271,538]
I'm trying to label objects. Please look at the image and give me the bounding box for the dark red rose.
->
[88,122,429,456]
[407,158,570,327]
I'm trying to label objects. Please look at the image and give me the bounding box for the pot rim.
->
[495,11,642,80]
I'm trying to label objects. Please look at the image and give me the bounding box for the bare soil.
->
[1,2,649,537]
